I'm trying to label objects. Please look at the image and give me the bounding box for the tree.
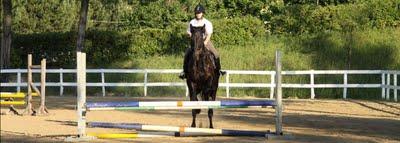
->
[1,0,12,77]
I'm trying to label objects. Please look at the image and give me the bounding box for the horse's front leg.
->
[208,91,217,129]
[202,87,215,129]
[189,82,200,128]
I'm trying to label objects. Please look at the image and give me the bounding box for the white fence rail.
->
[1,69,399,101]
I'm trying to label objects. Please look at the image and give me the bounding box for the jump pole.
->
[86,100,276,110]
[88,122,272,137]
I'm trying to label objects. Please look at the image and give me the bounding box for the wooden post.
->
[185,85,189,97]
[77,52,87,138]
[226,73,230,98]
[394,74,398,102]
[76,0,89,138]
[23,54,35,115]
[17,71,21,92]
[381,73,385,99]
[101,69,105,97]
[37,58,49,115]
[310,70,315,99]
[144,70,147,96]
[270,74,274,99]
[386,74,390,100]
[65,0,93,141]
[275,50,283,135]
[60,68,64,96]
[343,73,348,99]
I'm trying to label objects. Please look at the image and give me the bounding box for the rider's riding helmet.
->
[194,4,205,14]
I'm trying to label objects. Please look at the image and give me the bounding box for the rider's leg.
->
[206,41,225,75]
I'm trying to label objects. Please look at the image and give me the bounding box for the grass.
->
[3,28,399,99]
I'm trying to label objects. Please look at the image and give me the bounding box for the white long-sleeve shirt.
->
[186,18,213,36]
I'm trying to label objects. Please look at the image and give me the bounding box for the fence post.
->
[144,70,148,97]
[77,52,86,138]
[275,50,283,135]
[185,85,189,97]
[394,74,398,102]
[60,68,63,96]
[343,73,348,99]
[101,69,105,97]
[310,70,315,99]
[17,70,21,92]
[226,72,230,98]
[381,73,385,99]
[386,73,390,100]
[270,73,275,99]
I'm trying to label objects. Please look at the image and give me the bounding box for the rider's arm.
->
[204,20,213,45]
[204,34,211,45]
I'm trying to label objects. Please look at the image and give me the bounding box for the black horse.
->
[186,24,220,128]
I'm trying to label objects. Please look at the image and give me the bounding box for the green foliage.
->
[213,16,266,46]
[9,17,265,68]
[269,0,400,34]
[12,0,79,33]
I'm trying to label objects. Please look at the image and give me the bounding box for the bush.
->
[9,17,265,68]
[268,0,400,34]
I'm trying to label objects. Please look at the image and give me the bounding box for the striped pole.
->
[86,100,276,111]
[87,132,216,139]
[88,106,269,111]
[88,122,271,137]
[0,92,39,98]
[0,100,25,105]
[1,92,25,98]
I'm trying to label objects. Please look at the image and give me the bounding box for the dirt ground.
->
[1,96,399,143]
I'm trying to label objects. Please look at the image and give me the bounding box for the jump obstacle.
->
[0,92,39,105]
[67,51,283,141]
[0,54,49,115]
[86,100,276,110]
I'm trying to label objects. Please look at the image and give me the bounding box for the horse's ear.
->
[190,24,193,33]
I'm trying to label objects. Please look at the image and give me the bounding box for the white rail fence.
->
[0,69,399,101]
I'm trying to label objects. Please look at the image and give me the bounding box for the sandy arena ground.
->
[1,96,399,143]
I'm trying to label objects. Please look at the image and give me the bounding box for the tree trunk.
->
[1,0,12,83]
[77,0,89,52]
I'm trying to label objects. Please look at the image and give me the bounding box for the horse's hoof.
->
[179,72,186,79]
[191,124,196,128]
[220,71,226,76]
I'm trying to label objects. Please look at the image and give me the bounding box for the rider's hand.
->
[204,40,208,46]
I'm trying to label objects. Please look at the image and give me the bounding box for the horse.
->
[186,24,220,128]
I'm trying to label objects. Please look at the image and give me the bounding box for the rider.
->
[179,4,224,79]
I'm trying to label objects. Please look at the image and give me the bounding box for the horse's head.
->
[190,24,206,51]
